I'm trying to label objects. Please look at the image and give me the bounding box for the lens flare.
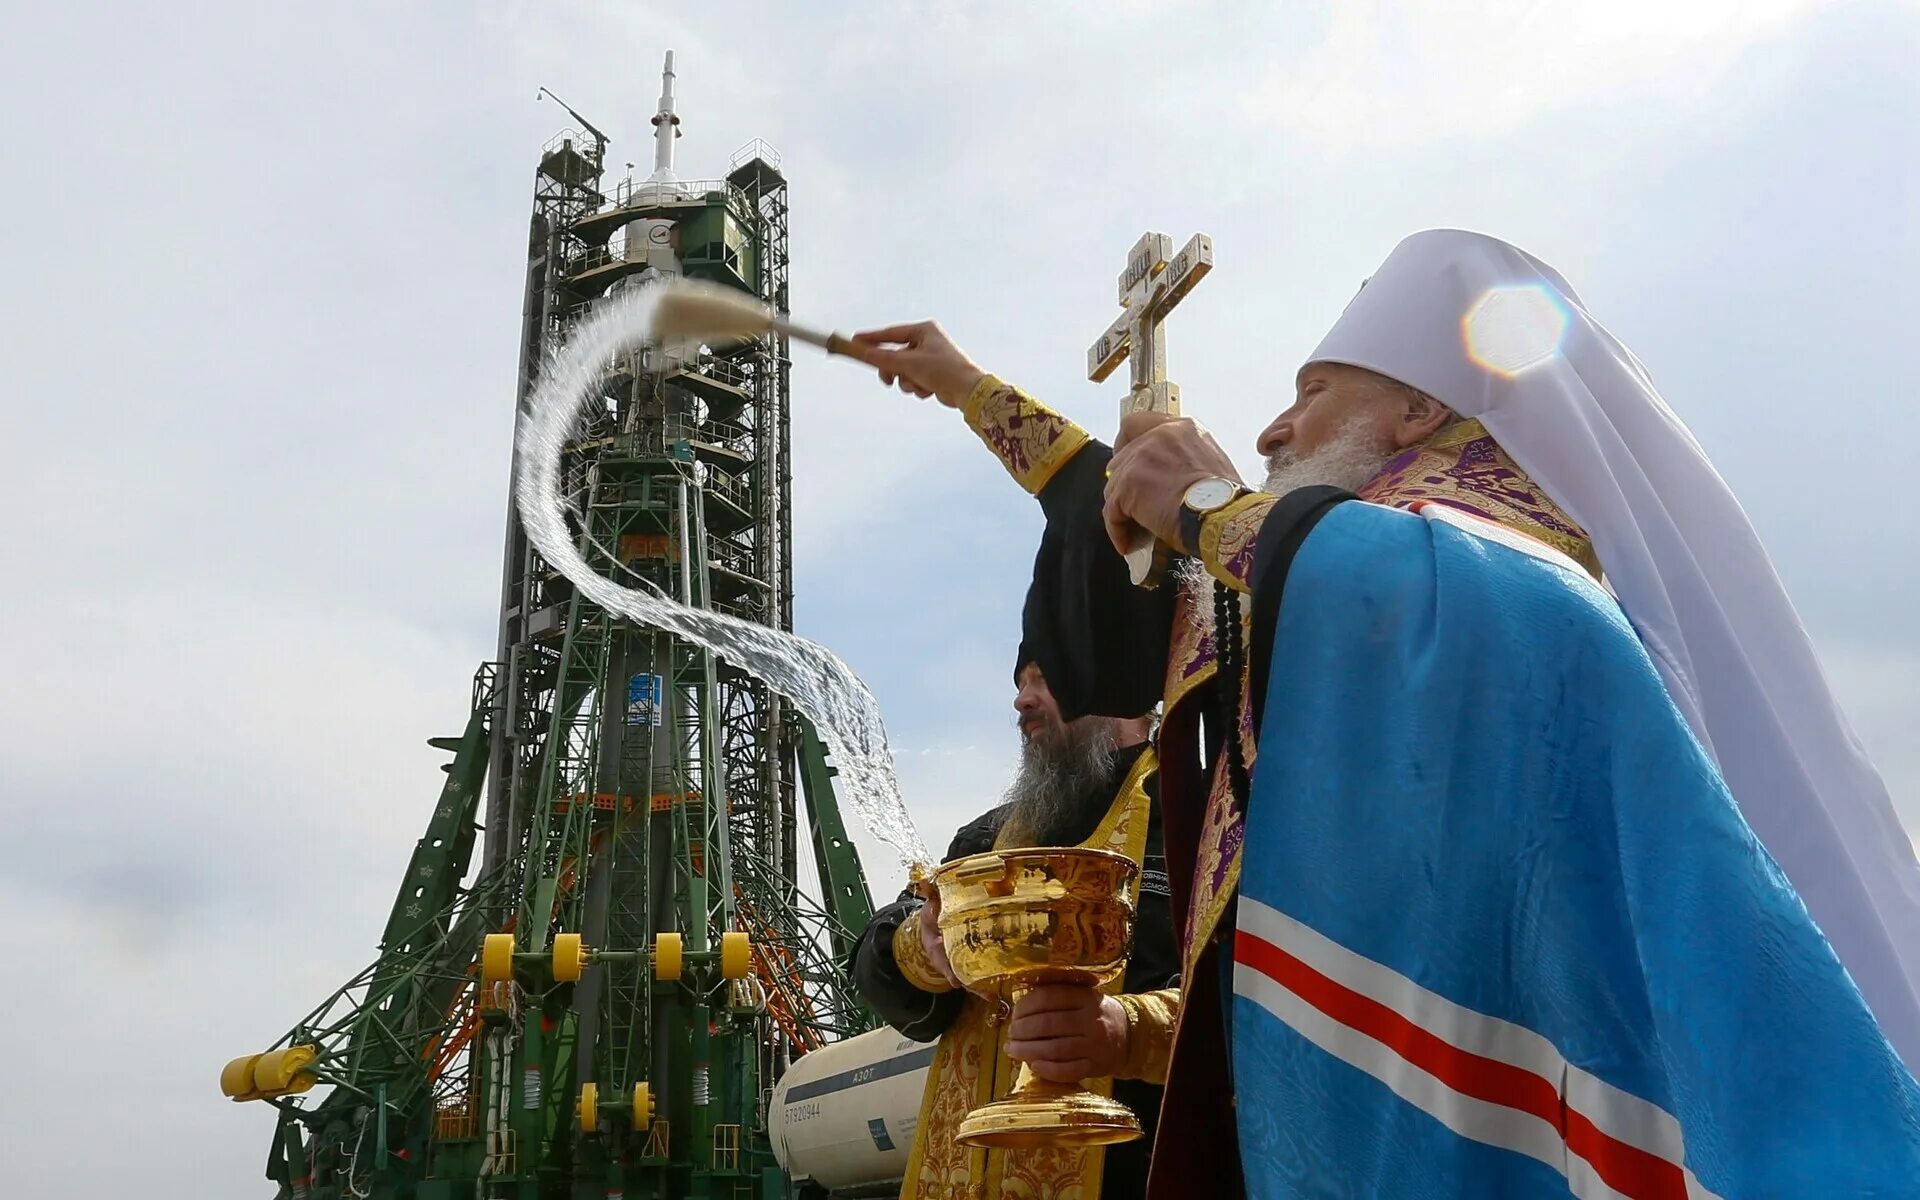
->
[1462,284,1569,377]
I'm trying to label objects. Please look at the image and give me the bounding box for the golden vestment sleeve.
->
[1197,492,1276,594]
[961,374,1093,496]
[1116,987,1181,1084]
[891,908,957,994]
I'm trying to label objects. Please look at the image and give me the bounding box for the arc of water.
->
[515,283,932,871]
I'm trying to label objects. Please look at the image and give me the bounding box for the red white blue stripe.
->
[1234,899,1715,1200]
[1229,500,1920,1198]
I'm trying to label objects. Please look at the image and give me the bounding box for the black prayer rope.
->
[1213,578,1251,805]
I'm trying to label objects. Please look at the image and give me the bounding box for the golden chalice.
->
[930,846,1142,1149]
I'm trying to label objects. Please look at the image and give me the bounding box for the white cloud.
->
[1,0,1917,1193]
[0,586,477,1197]
[0,878,380,1195]
[1240,0,1824,153]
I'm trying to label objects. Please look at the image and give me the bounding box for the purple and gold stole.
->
[1167,419,1597,974]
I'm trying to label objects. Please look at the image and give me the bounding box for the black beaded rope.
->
[1213,578,1250,804]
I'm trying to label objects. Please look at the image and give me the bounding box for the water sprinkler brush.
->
[650,277,866,361]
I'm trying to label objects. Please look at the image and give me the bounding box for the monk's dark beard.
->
[999,719,1121,847]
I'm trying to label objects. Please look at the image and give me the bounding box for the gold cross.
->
[1086,231,1213,417]
[1086,231,1213,585]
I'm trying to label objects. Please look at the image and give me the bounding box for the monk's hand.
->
[1004,985,1130,1083]
[1103,412,1243,556]
[916,880,962,989]
[849,321,987,409]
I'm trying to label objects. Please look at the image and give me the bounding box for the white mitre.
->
[1307,228,1920,1071]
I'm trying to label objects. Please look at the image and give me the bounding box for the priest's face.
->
[1006,663,1122,845]
[1258,363,1451,461]
[1014,663,1070,749]
[1259,414,1400,497]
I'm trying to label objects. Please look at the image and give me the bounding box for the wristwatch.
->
[1177,475,1248,555]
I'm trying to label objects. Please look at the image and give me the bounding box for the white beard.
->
[1175,557,1217,630]
[1179,421,1396,627]
[1261,419,1397,497]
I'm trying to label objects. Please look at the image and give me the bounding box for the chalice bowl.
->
[930,846,1142,1148]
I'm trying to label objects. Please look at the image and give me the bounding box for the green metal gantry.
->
[224,84,879,1200]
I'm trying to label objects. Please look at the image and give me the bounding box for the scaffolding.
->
[232,84,878,1200]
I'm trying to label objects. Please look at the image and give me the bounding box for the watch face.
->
[1184,477,1238,511]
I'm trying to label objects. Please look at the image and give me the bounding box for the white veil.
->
[1306,228,1920,1069]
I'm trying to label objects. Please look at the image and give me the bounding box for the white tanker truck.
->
[769,1026,934,1196]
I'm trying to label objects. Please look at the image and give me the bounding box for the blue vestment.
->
[1233,501,1920,1198]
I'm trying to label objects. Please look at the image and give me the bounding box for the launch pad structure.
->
[220,55,885,1200]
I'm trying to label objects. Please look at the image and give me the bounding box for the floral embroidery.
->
[1360,419,1599,576]
[899,752,1157,1200]
[1171,420,1596,963]
[962,376,1093,496]
[1198,493,1276,593]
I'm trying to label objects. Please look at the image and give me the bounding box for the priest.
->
[853,229,1920,1197]
[849,660,1180,1200]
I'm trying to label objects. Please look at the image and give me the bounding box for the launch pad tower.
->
[221,54,879,1200]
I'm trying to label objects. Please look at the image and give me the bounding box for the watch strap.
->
[1178,479,1249,556]
[1177,503,1207,557]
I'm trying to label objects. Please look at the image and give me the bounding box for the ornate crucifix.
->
[1086,230,1214,581]
[1087,231,1214,415]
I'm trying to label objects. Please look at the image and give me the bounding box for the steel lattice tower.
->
[224,63,879,1200]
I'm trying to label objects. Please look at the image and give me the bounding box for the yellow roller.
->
[578,1081,599,1132]
[633,1081,653,1130]
[720,930,751,981]
[251,1048,294,1093]
[481,932,516,985]
[281,1044,318,1089]
[654,931,684,981]
[252,1044,319,1096]
[552,932,586,983]
[220,1053,263,1100]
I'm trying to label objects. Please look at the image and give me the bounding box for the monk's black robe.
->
[1014,438,1179,721]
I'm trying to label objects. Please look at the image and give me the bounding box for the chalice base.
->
[954,1074,1143,1149]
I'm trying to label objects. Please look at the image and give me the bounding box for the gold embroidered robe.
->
[898,750,1169,1200]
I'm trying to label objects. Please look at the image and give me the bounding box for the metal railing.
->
[643,1118,671,1160]
[566,241,641,280]
[543,127,601,160]
[435,1102,476,1141]
[702,464,753,517]
[675,354,753,394]
[711,1123,741,1171]
[730,139,782,172]
[604,174,743,212]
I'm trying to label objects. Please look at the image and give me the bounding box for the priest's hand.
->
[916,880,962,990]
[849,321,988,409]
[1004,985,1131,1082]
[1103,411,1244,556]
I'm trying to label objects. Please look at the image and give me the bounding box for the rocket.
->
[648,50,681,184]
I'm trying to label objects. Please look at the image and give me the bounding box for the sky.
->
[1,1,1916,1194]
